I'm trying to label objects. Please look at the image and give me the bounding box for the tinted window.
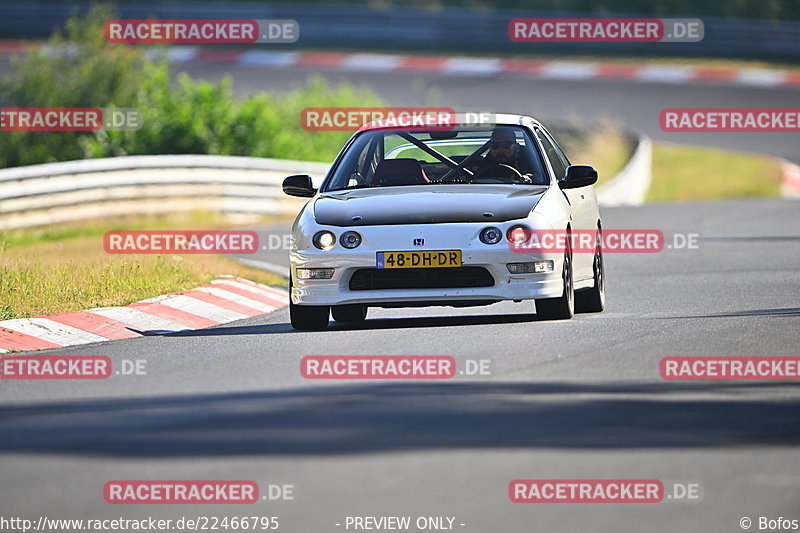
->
[534,127,570,180]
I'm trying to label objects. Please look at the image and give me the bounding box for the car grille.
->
[349,267,495,291]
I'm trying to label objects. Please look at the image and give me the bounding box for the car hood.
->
[313,185,548,226]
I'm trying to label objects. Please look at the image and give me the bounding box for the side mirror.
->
[283,175,316,198]
[559,165,598,189]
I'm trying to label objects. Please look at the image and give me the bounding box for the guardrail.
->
[0,2,798,59]
[595,136,653,206]
[0,133,650,230]
[0,155,327,230]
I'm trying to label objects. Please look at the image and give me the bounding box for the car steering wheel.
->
[472,164,525,183]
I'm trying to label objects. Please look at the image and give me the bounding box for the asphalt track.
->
[1,59,800,532]
[1,55,799,161]
[178,61,800,163]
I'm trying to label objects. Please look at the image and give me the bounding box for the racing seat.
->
[370,158,430,186]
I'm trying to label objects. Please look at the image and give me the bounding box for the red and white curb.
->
[1,41,799,88]
[781,159,800,198]
[0,276,288,353]
[164,49,800,88]
[0,41,29,53]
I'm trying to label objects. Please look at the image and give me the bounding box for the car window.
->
[324,127,549,191]
[386,140,486,162]
[333,134,375,189]
[534,127,570,180]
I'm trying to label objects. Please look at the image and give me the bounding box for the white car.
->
[282,114,604,330]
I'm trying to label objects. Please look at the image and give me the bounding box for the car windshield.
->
[323,126,550,192]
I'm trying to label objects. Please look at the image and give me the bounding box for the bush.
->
[0,4,384,168]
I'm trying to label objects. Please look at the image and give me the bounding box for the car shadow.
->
[166,322,297,337]
[1,381,798,458]
[661,307,800,320]
[167,311,573,338]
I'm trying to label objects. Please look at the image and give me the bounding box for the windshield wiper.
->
[330,184,377,192]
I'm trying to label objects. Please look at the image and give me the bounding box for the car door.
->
[533,126,595,280]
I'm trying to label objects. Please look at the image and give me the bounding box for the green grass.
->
[648,143,782,202]
[0,212,288,319]
[559,125,633,184]
[0,211,236,251]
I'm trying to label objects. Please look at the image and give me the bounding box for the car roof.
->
[358,113,541,132]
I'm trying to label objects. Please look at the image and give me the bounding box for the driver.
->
[476,127,533,184]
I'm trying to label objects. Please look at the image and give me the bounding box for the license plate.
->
[376,250,462,269]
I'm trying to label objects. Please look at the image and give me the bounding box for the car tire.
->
[535,238,574,320]
[575,234,605,313]
[331,304,368,323]
[289,277,330,330]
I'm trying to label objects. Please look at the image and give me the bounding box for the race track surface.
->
[1,53,799,531]
[2,199,799,532]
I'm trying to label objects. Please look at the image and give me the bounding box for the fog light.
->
[480,226,503,245]
[507,261,554,274]
[313,231,336,251]
[340,231,362,249]
[296,268,335,279]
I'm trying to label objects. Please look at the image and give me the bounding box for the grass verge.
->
[648,143,782,202]
[557,125,633,184]
[568,126,636,184]
[0,212,288,320]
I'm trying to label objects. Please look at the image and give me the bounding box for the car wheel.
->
[575,234,605,313]
[535,238,574,320]
[332,304,368,323]
[289,277,330,330]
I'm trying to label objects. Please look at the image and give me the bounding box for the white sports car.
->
[282,114,604,330]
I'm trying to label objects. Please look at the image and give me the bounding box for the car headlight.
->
[479,227,503,245]
[506,224,530,246]
[313,230,336,250]
[339,231,362,249]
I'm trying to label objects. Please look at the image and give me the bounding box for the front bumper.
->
[290,223,564,307]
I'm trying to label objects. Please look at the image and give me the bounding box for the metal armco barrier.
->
[0,155,328,230]
[595,137,653,207]
[0,2,798,59]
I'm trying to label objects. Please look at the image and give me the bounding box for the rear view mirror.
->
[283,175,317,197]
[559,165,598,189]
[428,131,459,140]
